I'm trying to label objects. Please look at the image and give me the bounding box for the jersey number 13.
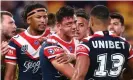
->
[94,53,125,77]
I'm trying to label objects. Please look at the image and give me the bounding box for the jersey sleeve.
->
[76,43,90,57]
[43,46,64,61]
[5,40,17,65]
[128,45,133,59]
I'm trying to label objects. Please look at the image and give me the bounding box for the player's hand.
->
[1,41,9,55]
[55,51,76,64]
[38,37,47,44]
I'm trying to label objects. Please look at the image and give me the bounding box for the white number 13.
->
[94,53,125,77]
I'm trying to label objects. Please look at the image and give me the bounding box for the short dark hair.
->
[75,8,89,20]
[90,5,109,20]
[110,12,124,26]
[0,11,13,22]
[22,3,47,22]
[56,5,74,23]
[47,13,56,27]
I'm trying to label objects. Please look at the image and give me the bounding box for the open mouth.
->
[110,30,115,33]
[39,24,47,29]
[74,32,79,37]
[12,30,16,35]
[39,24,46,27]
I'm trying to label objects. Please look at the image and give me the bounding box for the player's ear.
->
[88,20,90,29]
[56,22,61,30]
[107,17,111,25]
[89,16,93,27]
[121,25,125,33]
[27,17,31,24]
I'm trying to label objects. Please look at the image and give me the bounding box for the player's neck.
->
[57,33,72,42]
[79,33,89,41]
[93,24,108,33]
[27,27,43,36]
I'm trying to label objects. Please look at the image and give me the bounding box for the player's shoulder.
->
[12,31,25,39]
[80,36,93,43]
[42,36,58,47]
[114,36,128,44]
[9,31,24,43]
[42,37,63,58]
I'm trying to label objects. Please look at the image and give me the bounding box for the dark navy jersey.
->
[39,34,77,80]
[5,28,50,80]
[76,31,133,80]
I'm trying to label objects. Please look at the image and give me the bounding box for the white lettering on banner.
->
[23,60,40,73]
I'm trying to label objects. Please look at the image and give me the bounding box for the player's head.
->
[75,8,89,40]
[89,5,110,32]
[1,11,16,39]
[108,13,124,36]
[56,5,77,39]
[22,3,48,34]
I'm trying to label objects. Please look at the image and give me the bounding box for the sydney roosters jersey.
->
[39,34,77,80]
[76,31,133,80]
[5,28,50,80]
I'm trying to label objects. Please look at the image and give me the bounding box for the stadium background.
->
[1,1,133,44]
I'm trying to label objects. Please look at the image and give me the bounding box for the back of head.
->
[90,5,109,21]
[75,8,89,20]
[47,13,56,27]
[56,5,74,23]
[0,11,13,22]
[110,12,124,26]
[22,3,47,23]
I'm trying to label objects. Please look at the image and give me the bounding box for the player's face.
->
[108,18,124,36]
[76,17,89,40]
[60,15,77,38]
[29,11,48,33]
[2,15,16,38]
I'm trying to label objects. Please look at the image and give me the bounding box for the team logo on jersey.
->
[68,46,73,53]
[48,48,54,54]
[21,45,28,54]
[34,40,39,45]
[23,60,40,74]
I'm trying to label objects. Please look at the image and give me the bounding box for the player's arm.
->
[127,58,133,78]
[71,55,89,80]
[4,63,16,80]
[4,41,17,80]
[122,58,133,80]
[122,45,133,80]
[43,46,75,79]
[55,52,76,64]
[127,46,133,78]
[71,44,90,80]
[51,59,75,78]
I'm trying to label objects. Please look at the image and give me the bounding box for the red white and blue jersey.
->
[5,28,50,80]
[39,34,77,80]
[76,31,133,80]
